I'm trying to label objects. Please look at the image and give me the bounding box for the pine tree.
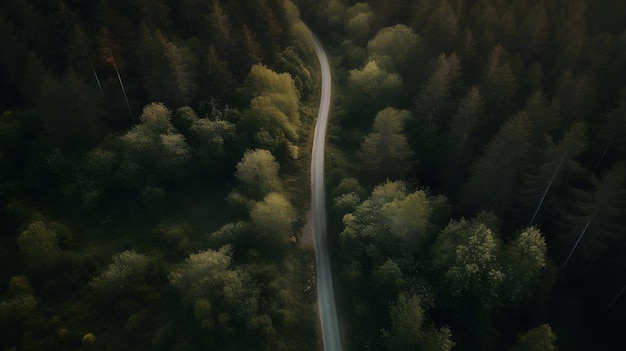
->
[461,113,533,215]
[559,162,626,271]
[519,123,587,226]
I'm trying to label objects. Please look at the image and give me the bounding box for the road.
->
[309,30,342,351]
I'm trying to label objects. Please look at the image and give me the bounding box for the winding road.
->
[309,30,342,351]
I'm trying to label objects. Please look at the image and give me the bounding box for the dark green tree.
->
[358,108,415,182]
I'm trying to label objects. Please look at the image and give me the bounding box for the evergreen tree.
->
[357,108,415,183]
[461,113,533,215]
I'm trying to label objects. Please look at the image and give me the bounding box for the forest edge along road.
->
[309,29,342,351]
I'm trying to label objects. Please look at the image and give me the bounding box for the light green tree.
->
[510,324,557,351]
[250,192,296,245]
[367,24,420,71]
[235,149,283,200]
[348,60,403,117]
[90,250,151,297]
[383,294,454,351]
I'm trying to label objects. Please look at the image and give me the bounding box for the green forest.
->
[1,0,625,350]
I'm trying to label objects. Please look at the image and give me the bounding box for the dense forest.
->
[1,0,626,350]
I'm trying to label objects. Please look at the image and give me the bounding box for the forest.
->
[1,0,626,350]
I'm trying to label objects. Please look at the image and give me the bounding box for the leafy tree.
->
[235,149,283,200]
[347,60,403,121]
[120,102,191,179]
[510,324,557,351]
[169,246,259,322]
[90,250,151,297]
[16,221,63,271]
[432,218,504,308]
[240,64,301,159]
[344,3,376,46]
[340,181,434,262]
[383,294,454,351]
[141,186,166,218]
[358,108,415,182]
[250,192,297,250]
[367,24,420,72]
[503,227,549,302]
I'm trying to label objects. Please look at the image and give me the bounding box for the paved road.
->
[309,30,341,351]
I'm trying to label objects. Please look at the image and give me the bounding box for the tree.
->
[414,52,462,128]
[120,102,191,179]
[461,113,533,215]
[519,123,587,226]
[593,87,626,171]
[340,181,434,263]
[504,227,549,302]
[367,24,420,72]
[383,294,454,351]
[205,0,232,56]
[559,163,626,270]
[442,86,484,184]
[235,149,283,200]
[240,64,301,159]
[16,221,63,271]
[432,218,504,308]
[97,26,133,121]
[90,250,151,297]
[138,28,197,107]
[250,192,296,248]
[347,60,403,121]
[482,45,517,115]
[358,108,415,182]
[510,324,557,351]
[36,70,104,146]
[344,3,375,45]
[169,246,259,323]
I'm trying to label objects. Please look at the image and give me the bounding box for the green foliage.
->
[138,28,198,107]
[367,24,420,71]
[120,102,191,179]
[510,324,557,351]
[90,250,151,297]
[344,3,376,45]
[235,149,283,200]
[347,60,403,120]
[16,221,64,271]
[461,113,533,215]
[341,181,436,262]
[358,108,415,182]
[250,192,297,249]
[141,186,166,218]
[240,64,301,159]
[383,294,454,351]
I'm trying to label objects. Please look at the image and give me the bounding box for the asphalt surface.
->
[309,30,342,351]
